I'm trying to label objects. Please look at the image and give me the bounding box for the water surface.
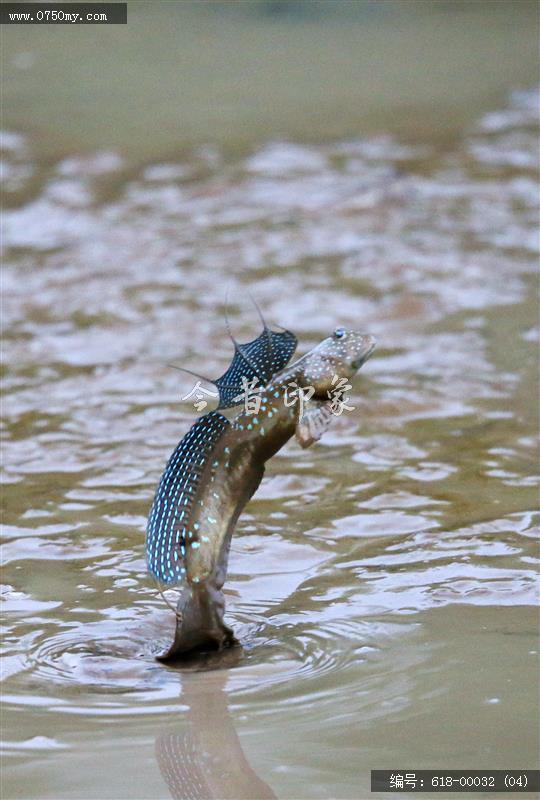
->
[2,0,539,161]
[2,79,539,800]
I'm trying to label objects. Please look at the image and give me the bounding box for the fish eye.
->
[333,327,346,339]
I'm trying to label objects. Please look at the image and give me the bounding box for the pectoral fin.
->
[295,402,334,449]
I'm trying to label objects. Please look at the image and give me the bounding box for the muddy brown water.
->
[2,9,540,798]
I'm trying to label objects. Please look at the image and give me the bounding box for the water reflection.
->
[156,652,276,800]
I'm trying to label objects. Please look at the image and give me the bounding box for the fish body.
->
[146,327,376,658]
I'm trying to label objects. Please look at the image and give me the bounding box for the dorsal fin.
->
[215,306,297,407]
[168,304,298,410]
[248,291,273,351]
[224,304,266,383]
[146,411,230,586]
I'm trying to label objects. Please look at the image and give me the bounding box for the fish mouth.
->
[351,334,376,371]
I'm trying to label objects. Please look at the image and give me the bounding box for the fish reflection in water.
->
[155,649,276,800]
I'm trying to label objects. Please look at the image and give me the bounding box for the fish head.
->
[300,328,376,396]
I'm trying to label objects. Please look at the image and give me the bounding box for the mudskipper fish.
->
[146,315,376,659]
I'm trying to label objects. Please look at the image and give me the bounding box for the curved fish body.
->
[146,327,376,658]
